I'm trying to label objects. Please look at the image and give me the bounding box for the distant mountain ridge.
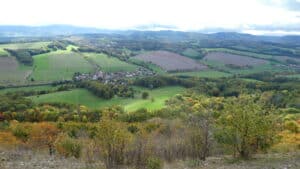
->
[0,25,113,37]
[0,25,300,45]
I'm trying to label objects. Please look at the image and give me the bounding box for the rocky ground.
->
[0,148,299,169]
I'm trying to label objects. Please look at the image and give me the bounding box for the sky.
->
[0,0,300,35]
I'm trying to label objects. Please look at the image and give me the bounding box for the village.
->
[73,67,156,84]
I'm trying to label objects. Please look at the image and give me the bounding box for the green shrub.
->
[11,124,30,142]
[146,157,163,169]
[55,135,82,158]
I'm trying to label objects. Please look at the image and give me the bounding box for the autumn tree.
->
[96,112,132,169]
[215,95,276,159]
[187,96,223,160]
[30,122,60,155]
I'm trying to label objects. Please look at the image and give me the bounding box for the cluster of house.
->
[74,67,155,84]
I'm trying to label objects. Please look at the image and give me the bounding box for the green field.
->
[31,50,94,82]
[182,48,201,58]
[0,48,9,56]
[171,70,232,78]
[285,74,300,78]
[203,48,273,60]
[230,63,290,75]
[200,58,290,75]
[0,42,50,50]
[66,45,79,51]
[83,53,138,72]
[30,86,185,112]
[129,58,166,74]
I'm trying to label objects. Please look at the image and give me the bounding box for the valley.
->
[0,30,299,169]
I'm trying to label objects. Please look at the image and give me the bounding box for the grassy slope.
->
[171,70,232,78]
[0,48,9,56]
[83,53,138,72]
[129,58,166,74]
[30,86,185,112]
[0,42,50,49]
[181,48,200,58]
[31,50,94,82]
[203,48,273,60]
[200,59,289,75]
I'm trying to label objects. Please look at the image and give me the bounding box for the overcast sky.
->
[1,0,300,35]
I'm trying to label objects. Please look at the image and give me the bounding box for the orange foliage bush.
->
[0,131,20,147]
[29,122,60,155]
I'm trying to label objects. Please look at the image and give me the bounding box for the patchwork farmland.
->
[134,51,207,72]
[203,52,267,66]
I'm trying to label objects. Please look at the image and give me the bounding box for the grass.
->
[171,70,232,78]
[0,48,9,56]
[66,45,79,51]
[129,58,166,74]
[83,53,138,72]
[230,62,290,75]
[203,48,273,60]
[182,48,201,58]
[0,42,50,49]
[200,58,290,75]
[285,74,300,78]
[30,86,185,112]
[31,50,94,82]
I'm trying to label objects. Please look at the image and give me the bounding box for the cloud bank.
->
[0,0,299,35]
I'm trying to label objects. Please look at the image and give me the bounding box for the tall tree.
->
[215,95,276,159]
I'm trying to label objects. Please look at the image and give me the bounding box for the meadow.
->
[31,50,94,82]
[181,48,201,58]
[0,41,50,49]
[0,48,9,56]
[30,86,185,112]
[129,57,166,74]
[171,70,232,78]
[202,48,274,60]
[82,53,138,72]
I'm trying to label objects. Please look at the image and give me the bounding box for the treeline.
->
[77,81,134,99]
[4,41,70,66]
[47,41,68,51]
[1,84,76,98]
[133,76,196,89]
[0,94,33,112]
[5,48,50,66]
[241,71,300,83]
[1,104,104,122]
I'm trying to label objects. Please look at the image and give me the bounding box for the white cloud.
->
[0,0,299,32]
